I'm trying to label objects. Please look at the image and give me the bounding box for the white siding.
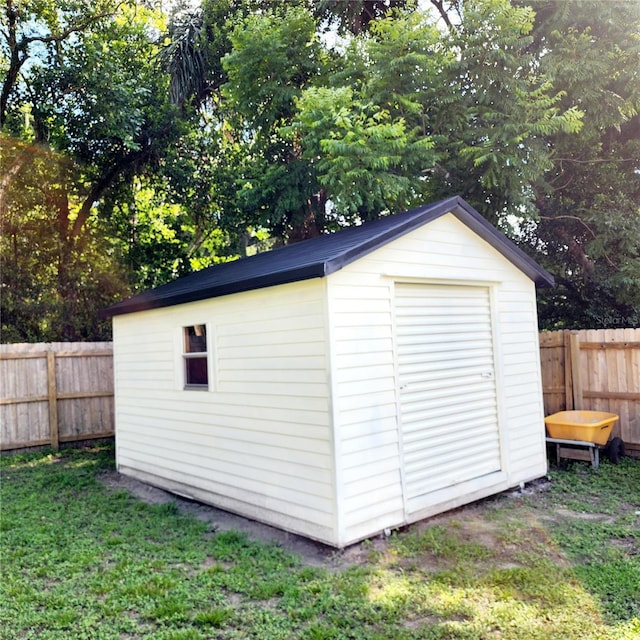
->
[328,213,547,545]
[113,279,337,544]
[324,277,404,546]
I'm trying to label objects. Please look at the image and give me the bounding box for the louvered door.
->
[395,283,502,515]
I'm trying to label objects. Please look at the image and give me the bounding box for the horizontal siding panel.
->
[329,297,390,314]
[500,336,540,351]
[504,401,546,421]
[337,389,396,413]
[502,366,539,382]
[216,342,326,359]
[340,427,398,456]
[342,510,405,546]
[114,374,174,388]
[365,254,504,276]
[342,442,402,471]
[330,281,389,296]
[335,363,394,385]
[342,455,400,485]
[216,313,324,338]
[334,337,393,356]
[118,436,332,481]
[118,391,331,415]
[118,411,330,443]
[331,311,391,328]
[218,355,326,371]
[219,392,329,413]
[118,416,331,455]
[343,496,404,530]
[337,376,395,399]
[333,325,393,343]
[217,380,328,397]
[120,451,332,524]
[342,469,401,501]
[338,405,397,431]
[508,430,546,453]
[118,437,333,495]
[119,398,329,426]
[217,368,327,385]
[333,351,392,371]
[217,330,324,349]
[503,351,539,366]
[499,311,538,325]
[502,376,540,393]
[219,298,323,320]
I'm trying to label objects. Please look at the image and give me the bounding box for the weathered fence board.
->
[539,329,640,453]
[0,343,114,452]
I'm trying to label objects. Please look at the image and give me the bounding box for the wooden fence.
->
[0,343,114,452]
[539,329,640,454]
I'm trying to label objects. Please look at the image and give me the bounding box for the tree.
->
[1,1,185,340]
[521,0,640,328]
[0,135,128,341]
[172,0,580,243]
[1,0,124,128]
[293,2,581,226]
[4,0,638,341]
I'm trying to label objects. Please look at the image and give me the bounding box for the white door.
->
[395,283,502,516]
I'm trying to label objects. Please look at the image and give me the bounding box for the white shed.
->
[104,196,553,548]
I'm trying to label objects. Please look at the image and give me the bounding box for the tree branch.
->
[554,157,638,164]
[71,148,147,238]
[429,0,454,31]
[540,214,618,270]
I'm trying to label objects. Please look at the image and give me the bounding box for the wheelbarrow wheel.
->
[607,437,625,464]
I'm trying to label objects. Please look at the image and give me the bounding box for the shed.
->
[104,196,553,548]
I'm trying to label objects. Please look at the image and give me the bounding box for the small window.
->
[183,325,208,388]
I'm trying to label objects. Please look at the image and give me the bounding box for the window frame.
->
[182,324,210,390]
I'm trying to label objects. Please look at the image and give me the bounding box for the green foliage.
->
[1,2,176,340]
[0,136,129,341]
[520,0,640,329]
[0,1,232,340]
[2,0,639,338]
[292,86,435,220]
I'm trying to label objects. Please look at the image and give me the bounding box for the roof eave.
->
[323,196,554,288]
[448,199,555,287]
[101,262,327,318]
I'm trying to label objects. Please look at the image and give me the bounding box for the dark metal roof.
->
[102,196,553,318]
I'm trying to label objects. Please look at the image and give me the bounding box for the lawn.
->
[1,445,639,640]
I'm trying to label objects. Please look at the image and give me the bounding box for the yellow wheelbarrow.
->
[544,410,623,469]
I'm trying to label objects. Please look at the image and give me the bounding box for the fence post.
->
[563,331,573,410]
[46,350,59,451]
[568,331,584,410]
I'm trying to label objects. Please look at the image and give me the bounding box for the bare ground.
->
[99,470,563,570]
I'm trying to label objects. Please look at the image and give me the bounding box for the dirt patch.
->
[553,508,616,524]
[100,470,345,567]
[99,470,557,570]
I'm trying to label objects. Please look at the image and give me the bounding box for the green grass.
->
[1,446,639,639]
